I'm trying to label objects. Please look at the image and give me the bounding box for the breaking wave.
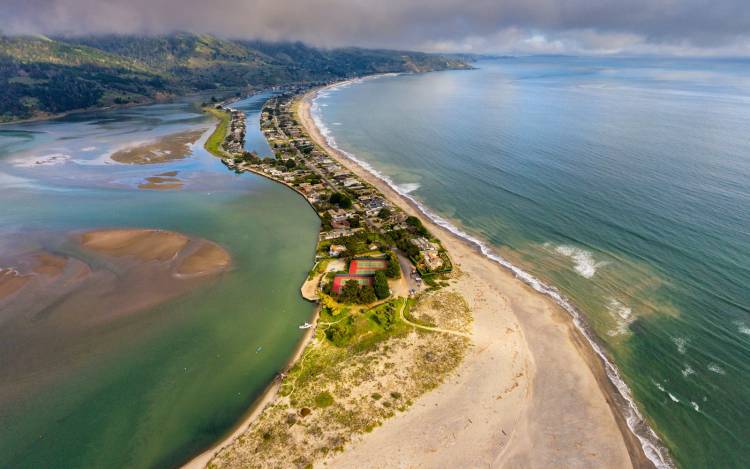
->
[396,182,421,194]
[606,298,635,336]
[735,321,750,336]
[673,337,688,355]
[309,80,675,469]
[554,244,606,278]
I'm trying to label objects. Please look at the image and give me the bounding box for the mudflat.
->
[0,228,232,418]
[110,129,205,164]
[80,228,190,261]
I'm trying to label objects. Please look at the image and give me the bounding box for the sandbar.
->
[111,129,205,164]
[138,176,184,190]
[176,242,231,276]
[80,228,190,262]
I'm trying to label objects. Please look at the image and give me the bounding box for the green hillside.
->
[0,33,469,121]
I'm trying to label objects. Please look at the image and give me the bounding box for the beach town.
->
[213,89,453,305]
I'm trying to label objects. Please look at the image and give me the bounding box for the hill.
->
[0,33,470,121]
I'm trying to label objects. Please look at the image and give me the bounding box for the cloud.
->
[1,0,749,55]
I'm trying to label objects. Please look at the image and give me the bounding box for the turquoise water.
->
[312,58,750,468]
[0,99,319,467]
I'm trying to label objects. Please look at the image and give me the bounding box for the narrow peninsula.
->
[189,81,651,469]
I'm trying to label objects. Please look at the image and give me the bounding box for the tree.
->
[377,208,392,219]
[329,192,352,209]
[338,280,361,304]
[359,285,377,304]
[284,158,296,169]
[385,252,401,279]
[349,216,361,228]
[373,271,390,300]
[321,212,333,231]
[406,216,429,236]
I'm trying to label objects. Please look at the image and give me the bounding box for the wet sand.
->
[297,92,649,468]
[0,228,232,411]
[80,228,190,261]
[110,129,206,164]
[0,268,31,301]
[175,242,232,276]
[139,176,184,190]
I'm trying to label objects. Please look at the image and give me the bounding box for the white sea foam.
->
[396,182,421,194]
[332,122,343,126]
[707,363,725,375]
[13,153,71,167]
[554,244,606,278]
[309,81,675,469]
[81,146,97,152]
[672,337,688,354]
[734,321,750,336]
[690,401,700,412]
[668,393,680,403]
[681,365,695,377]
[606,298,635,336]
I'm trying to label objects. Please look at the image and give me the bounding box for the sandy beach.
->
[297,92,650,468]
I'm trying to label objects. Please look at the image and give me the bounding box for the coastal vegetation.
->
[209,291,471,468]
[204,108,231,157]
[0,33,469,121]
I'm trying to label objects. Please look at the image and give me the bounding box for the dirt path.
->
[398,298,471,338]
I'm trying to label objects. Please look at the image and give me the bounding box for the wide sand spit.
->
[296,92,651,468]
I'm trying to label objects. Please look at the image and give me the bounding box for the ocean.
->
[0,93,319,468]
[311,57,750,468]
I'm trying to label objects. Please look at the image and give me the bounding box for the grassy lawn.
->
[204,107,230,157]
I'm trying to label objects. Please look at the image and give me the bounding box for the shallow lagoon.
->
[0,95,320,468]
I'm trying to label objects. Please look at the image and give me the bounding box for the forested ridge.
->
[0,33,469,121]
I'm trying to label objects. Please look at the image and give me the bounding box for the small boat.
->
[256,346,263,353]
[299,322,313,329]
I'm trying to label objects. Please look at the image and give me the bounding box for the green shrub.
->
[315,391,335,408]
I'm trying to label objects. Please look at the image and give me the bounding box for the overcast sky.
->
[2,0,749,56]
